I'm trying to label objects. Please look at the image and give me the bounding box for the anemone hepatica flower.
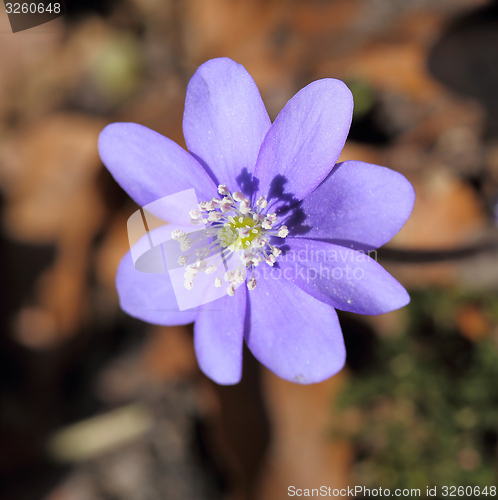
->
[98,57,415,385]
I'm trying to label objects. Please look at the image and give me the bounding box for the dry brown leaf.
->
[256,369,352,500]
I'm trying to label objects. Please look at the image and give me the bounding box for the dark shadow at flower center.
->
[235,169,312,244]
[266,174,311,237]
[235,167,383,255]
[236,168,260,199]
[235,168,312,236]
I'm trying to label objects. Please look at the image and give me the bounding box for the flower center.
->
[171,185,288,296]
[218,216,261,250]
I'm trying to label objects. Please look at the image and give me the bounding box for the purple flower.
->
[98,57,415,385]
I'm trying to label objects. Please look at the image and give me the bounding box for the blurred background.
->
[0,0,497,498]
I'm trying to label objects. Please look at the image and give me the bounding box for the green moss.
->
[334,288,498,491]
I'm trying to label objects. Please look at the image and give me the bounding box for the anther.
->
[180,185,288,297]
[239,200,251,214]
[171,229,187,240]
[252,238,265,249]
[189,209,202,219]
[256,197,267,209]
[208,212,222,222]
[180,238,192,251]
[218,185,230,196]
[199,201,215,211]
[184,265,198,278]
[262,218,273,230]
[277,226,289,238]
[232,269,245,284]
[265,254,276,266]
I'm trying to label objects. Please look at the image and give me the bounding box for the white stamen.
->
[171,229,187,240]
[189,209,202,219]
[218,185,230,196]
[239,200,251,214]
[262,219,273,230]
[180,238,192,251]
[242,254,254,266]
[208,212,222,222]
[232,269,245,284]
[185,186,287,297]
[277,226,289,238]
[252,238,266,249]
[184,265,198,278]
[199,201,215,211]
[256,197,267,209]
[253,256,264,266]
[266,254,276,266]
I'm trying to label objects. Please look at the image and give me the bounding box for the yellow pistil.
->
[218,216,261,251]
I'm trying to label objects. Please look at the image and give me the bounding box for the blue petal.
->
[116,250,199,326]
[183,58,271,193]
[194,287,246,385]
[281,238,410,315]
[99,122,218,208]
[253,79,353,204]
[246,275,345,384]
[297,161,415,249]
